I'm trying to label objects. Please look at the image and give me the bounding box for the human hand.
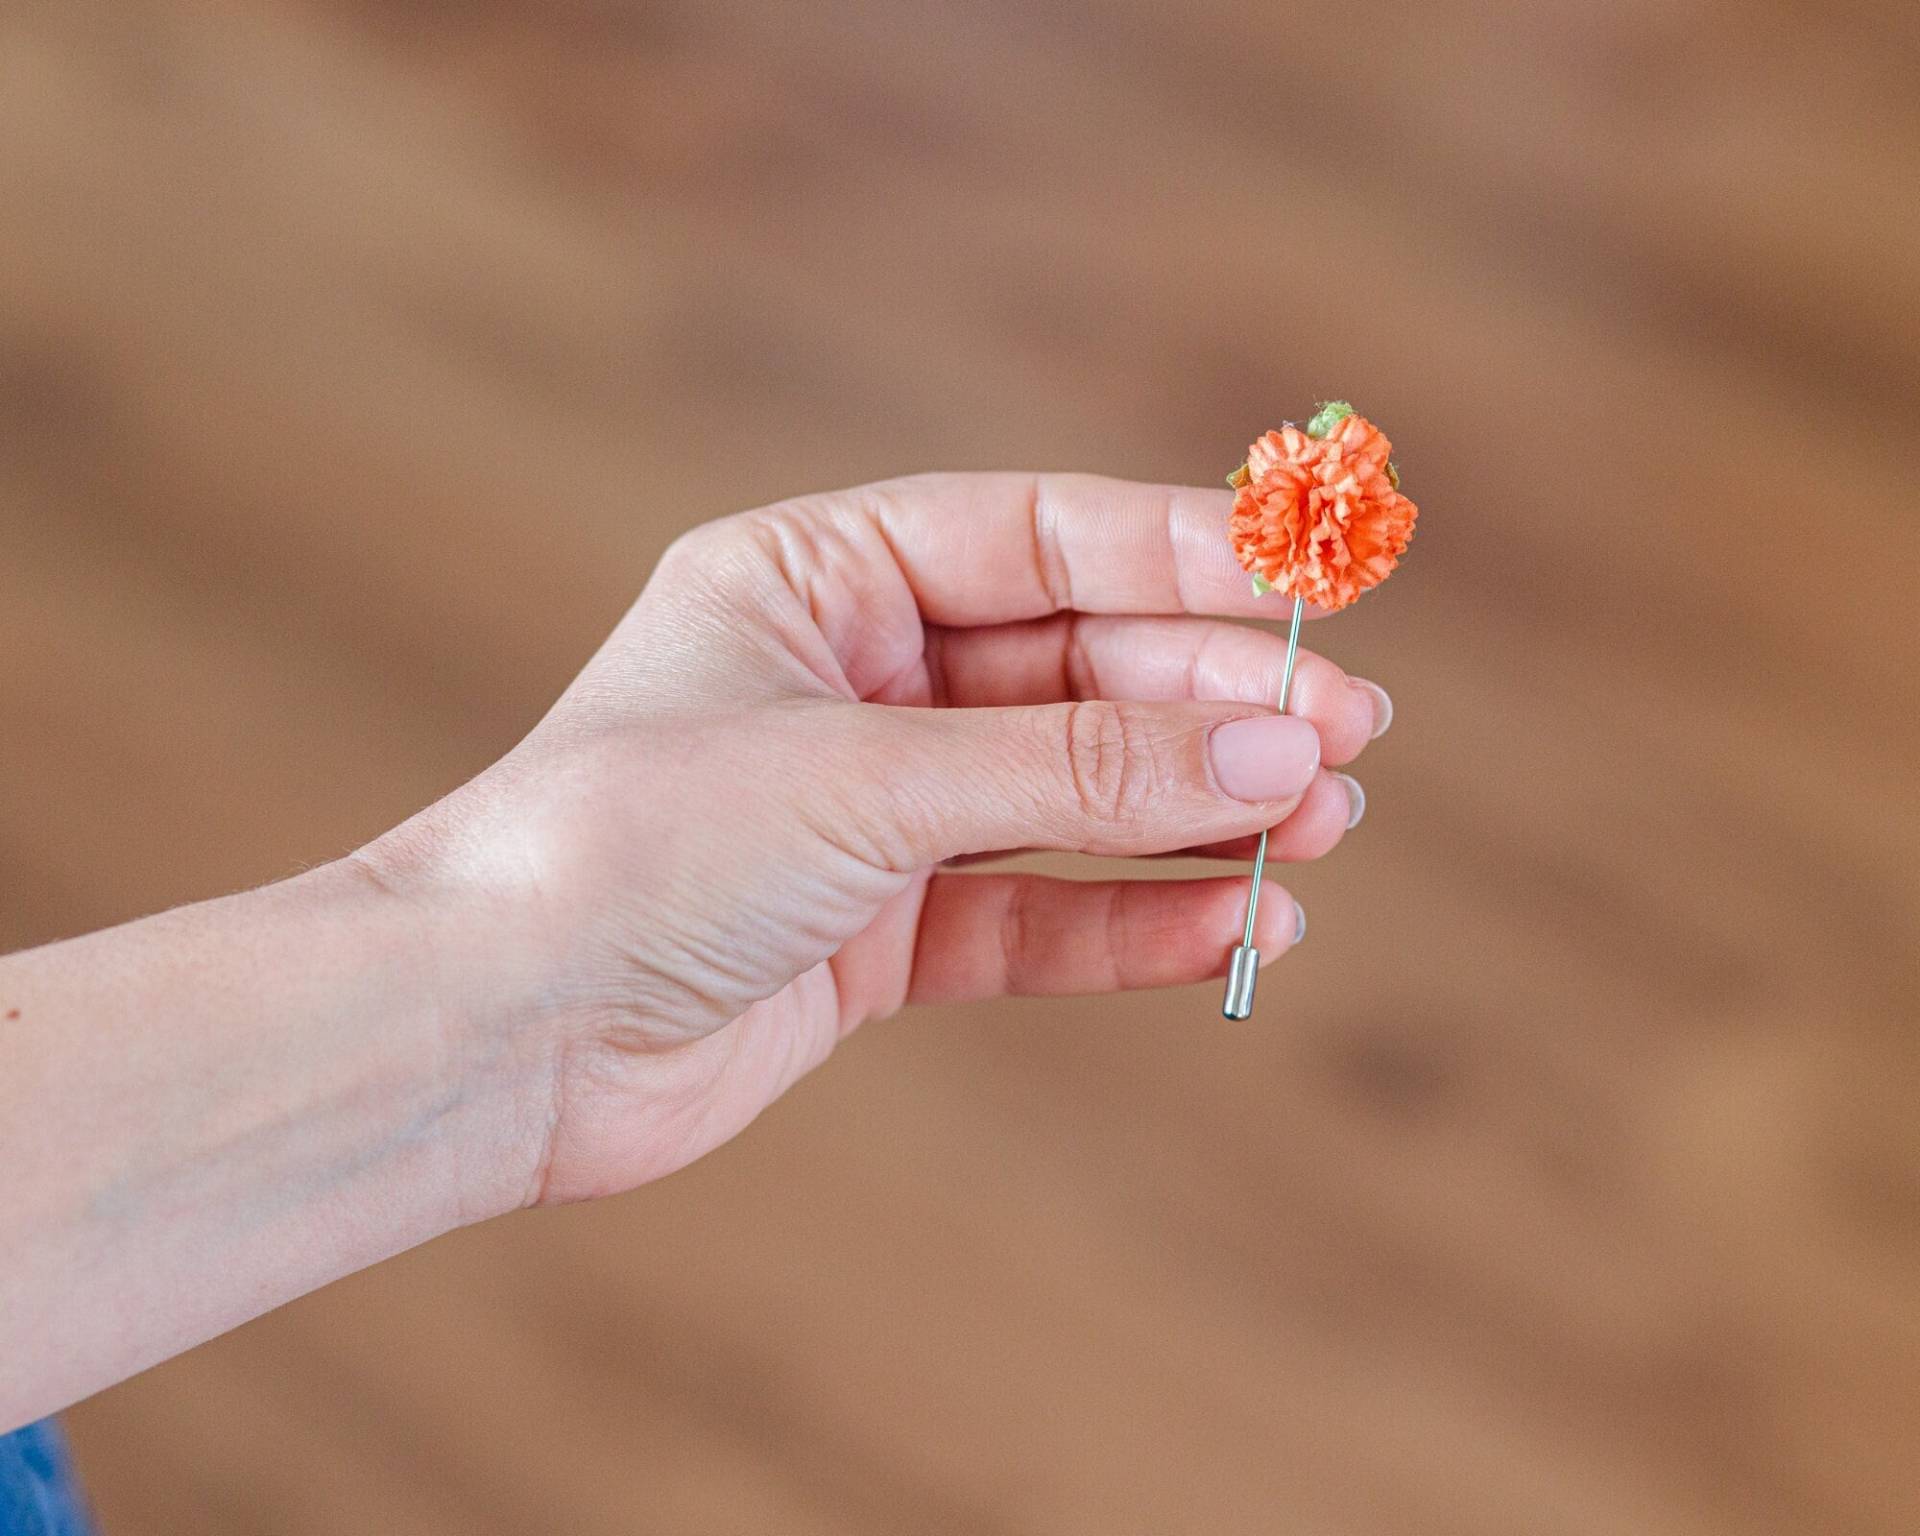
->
[367,475,1391,1207]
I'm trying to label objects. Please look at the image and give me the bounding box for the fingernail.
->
[1209,715,1321,802]
[1292,900,1307,945]
[1332,771,1366,829]
[1351,678,1393,739]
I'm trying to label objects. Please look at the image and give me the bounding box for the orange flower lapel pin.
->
[1221,401,1418,1019]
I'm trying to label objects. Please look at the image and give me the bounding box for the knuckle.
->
[736,502,863,610]
[1057,700,1157,828]
[657,514,742,573]
[652,514,768,607]
[996,879,1036,991]
[1060,613,1098,700]
[654,508,834,637]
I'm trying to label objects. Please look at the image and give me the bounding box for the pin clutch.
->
[1220,401,1418,1019]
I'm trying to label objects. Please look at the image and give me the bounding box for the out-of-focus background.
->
[4,0,1918,1530]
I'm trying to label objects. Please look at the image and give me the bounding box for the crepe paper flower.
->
[1225,400,1417,612]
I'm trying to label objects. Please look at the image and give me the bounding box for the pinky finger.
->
[907,873,1303,1004]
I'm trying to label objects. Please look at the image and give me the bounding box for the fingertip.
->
[1330,771,1366,830]
[1289,655,1376,766]
[1262,771,1353,862]
[1350,677,1394,740]
[1249,880,1303,959]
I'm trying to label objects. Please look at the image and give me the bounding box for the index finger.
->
[855,472,1327,628]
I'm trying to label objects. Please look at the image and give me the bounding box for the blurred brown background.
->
[4,0,1919,1531]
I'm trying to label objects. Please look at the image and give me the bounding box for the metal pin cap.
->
[1222,944,1260,1020]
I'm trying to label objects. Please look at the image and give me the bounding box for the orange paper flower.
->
[1228,409,1417,612]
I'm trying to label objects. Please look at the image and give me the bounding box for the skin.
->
[0,473,1390,1431]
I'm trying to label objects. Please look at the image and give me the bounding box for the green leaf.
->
[1305,400,1354,437]
[1250,573,1273,597]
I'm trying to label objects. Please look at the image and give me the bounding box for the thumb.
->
[843,700,1322,866]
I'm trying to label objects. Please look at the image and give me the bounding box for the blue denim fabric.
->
[0,1419,95,1536]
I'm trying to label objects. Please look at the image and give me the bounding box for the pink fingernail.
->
[1331,772,1367,829]
[1351,678,1394,739]
[1208,715,1321,802]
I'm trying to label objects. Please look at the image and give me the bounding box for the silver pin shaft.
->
[1221,593,1305,1019]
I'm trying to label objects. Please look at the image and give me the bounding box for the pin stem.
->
[1223,593,1305,1016]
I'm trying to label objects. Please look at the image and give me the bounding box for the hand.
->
[367,474,1391,1206]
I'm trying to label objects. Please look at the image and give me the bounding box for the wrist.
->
[345,783,572,1218]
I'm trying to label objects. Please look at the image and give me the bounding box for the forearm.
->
[0,856,547,1430]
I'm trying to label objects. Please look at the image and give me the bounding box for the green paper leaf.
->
[1250,573,1273,597]
[1305,400,1354,437]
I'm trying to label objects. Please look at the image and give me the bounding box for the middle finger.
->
[909,613,1388,767]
